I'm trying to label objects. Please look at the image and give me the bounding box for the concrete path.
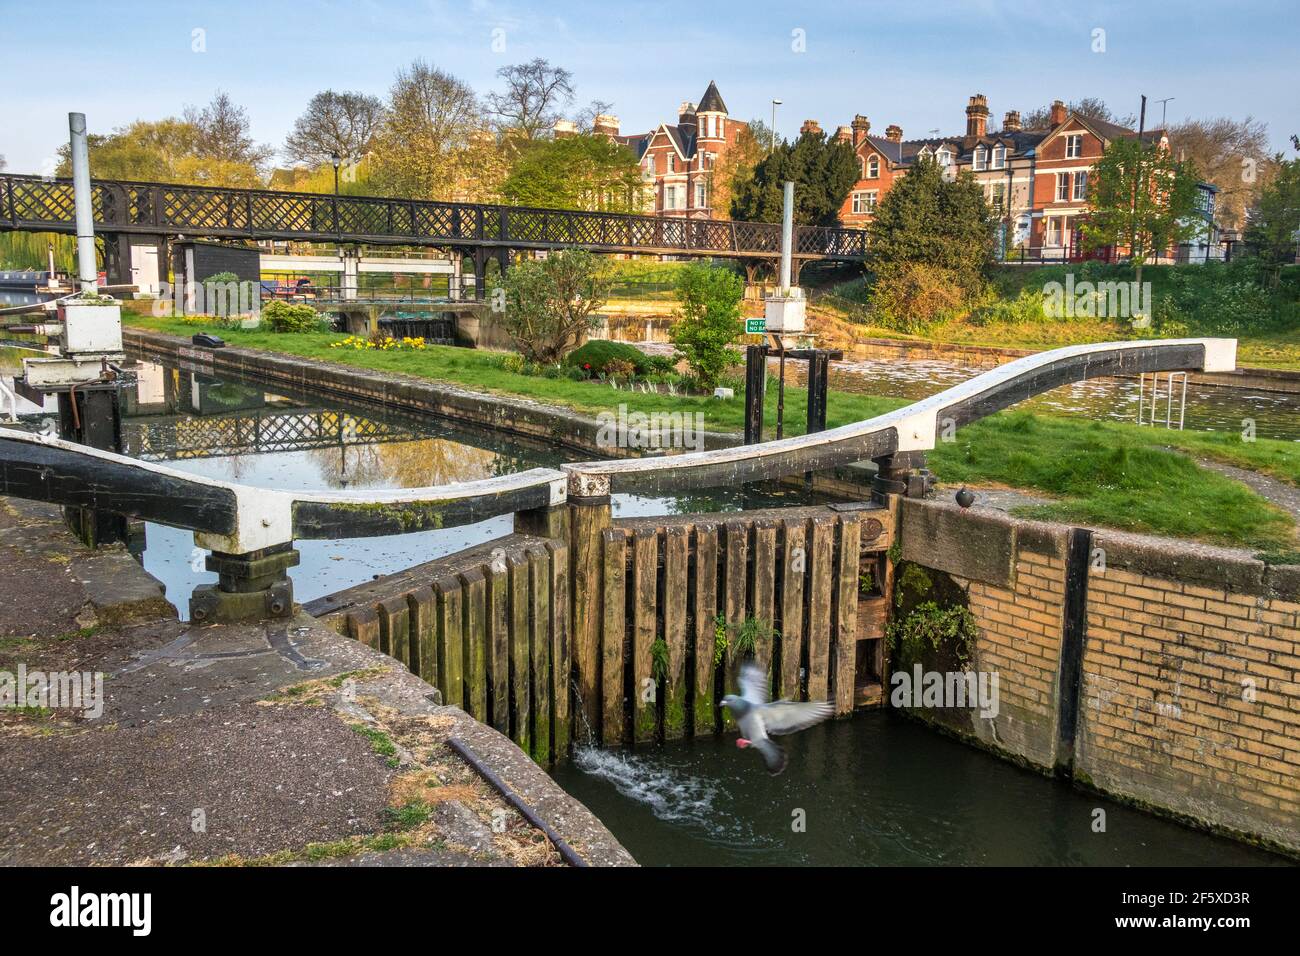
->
[0,498,634,867]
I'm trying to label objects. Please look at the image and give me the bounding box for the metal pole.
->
[779,180,794,292]
[68,112,97,293]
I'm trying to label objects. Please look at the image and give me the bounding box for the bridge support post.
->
[871,451,933,503]
[189,543,300,624]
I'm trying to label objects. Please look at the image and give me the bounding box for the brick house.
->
[594,81,747,219]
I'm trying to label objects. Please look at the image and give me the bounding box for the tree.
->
[486,59,574,140]
[866,157,995,329]
[1082,137,1202,291]
[284,90,384,166]
[501,134,645,212]
[1167,116,1271,230]
[55,118,263,187]
[708,121,768,222]
[668,264,744,390]
[1245,154,1300,289]
[729,127,858,226]
[501,249,607,364]
[1021,97,1135,131]
[183,91,272,169]
[369,59,498,201]
[573,99,615,133]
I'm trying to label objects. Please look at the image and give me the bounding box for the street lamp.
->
[770,99,782,152]
[331,151,342,196]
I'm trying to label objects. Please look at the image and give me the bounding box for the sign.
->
[745,318,766,334]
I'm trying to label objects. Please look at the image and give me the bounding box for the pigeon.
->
[720,663,833,776]
[955,486,975,509]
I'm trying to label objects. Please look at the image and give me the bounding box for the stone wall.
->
[898,497,1300,854]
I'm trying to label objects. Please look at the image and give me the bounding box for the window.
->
[696,183,707,209]
[1066,134,1082,158]
[867,155,880,178]
[1056,172,1071,201]
[993,145,1006,169]
[989,182,1005,211]
[973,147,987,171]
[852,190,878,214]
[937,149,952,166]
[668,154,676,172]
[1045,217,1061,246]
[1073,170,1087,201]
[664,184,682,210]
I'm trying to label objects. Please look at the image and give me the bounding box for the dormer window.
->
[867,155,880,178]
[993,145,1006,169]
[937,148,952,166]
[973,146,987,171]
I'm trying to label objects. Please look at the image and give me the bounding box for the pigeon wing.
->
[738,662,771,705]
[759,699,833,736]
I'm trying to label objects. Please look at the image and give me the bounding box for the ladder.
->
[1137,371,1188,429]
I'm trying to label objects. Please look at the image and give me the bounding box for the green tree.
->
[501,134,645,212]
[1245,154,1300,289]
[729,127,858,226]
[501,249,608,364]
[1082,137,1202,292]
[866,157,995,329]
[668,264,744,390]
[55,117,264,187]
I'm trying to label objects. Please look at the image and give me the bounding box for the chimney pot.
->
[800,118,822,136]
[965,93,990,138]
[1003,110,1021,132]
[1049,100,1067,125]
[851,114,870,147]
[593,113,619,137]
[885,124,903,143]
[553,119,577,138]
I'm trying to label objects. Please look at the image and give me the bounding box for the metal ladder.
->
[1137,371,1188,429]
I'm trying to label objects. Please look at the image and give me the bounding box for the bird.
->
[720,663,833,776]
[955,486,975,509]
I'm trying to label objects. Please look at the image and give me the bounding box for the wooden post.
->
[569,498,612,737]
[507,551,531,755]
[545,539,571,758]
[485,558,511,734]
[408,586,437,689]
[632,528,659,745]
[833,515,861,716]
[723,520,749,694]
[743,344,767,445]
[459,568,488,722]
[662,525,690,740]
[378,595,410,672]
[692,522,719,735]
[751,519,777,687]
[779,518,807,700]
[806,516,835,702]
[434,574,464,708]
[601,528,629,746]
[527,544,552,764]
[347,605,379,650]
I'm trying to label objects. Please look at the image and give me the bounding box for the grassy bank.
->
[812,261,1300,369]
[125,309,1298,551]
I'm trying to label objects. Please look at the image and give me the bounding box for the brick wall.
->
[900,498,1300,853]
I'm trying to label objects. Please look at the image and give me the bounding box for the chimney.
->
[851,114,870,147]
[834,125,851,144]
[1003,110,1021,132]
[965,93,989,138]
[593,113,619,137]
[1049,100,1067,126]
[678,101,697,129]
[553,119,577,139]
[800,119,822,137]
[885,124,903,143]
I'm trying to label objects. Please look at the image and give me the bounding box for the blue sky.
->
[3,0,1297,172]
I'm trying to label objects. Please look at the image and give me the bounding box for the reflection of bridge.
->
[0,173,868,297]
[123,407,421,461]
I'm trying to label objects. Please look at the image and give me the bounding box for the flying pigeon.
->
[720,663,833,776]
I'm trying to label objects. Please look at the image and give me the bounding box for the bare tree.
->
[1168,115,1272,230]
[486,58,574,139]
[184,91,272,167]
[283,90,384,166]
[573,99,614,133]
[1020,97,1136,131]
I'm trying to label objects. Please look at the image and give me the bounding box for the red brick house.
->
[595,81,747,219]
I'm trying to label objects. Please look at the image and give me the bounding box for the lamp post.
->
[770,99,782,152]
[331,151,342,196]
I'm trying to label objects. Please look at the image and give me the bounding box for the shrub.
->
[502,248,608,364]
[669,264,743,391]
[565,340,653,377]
[261,299,322,333]
[603,358,637,378]
[870,262,969,333]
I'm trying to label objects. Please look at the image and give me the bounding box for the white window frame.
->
[1072,170,1088,201]
[867,154,880,178]
[993,145,1006,169]
[852,190,878,214]
[937,148,952,167]
[1056,172,1071,202]
[989,182,1005,211]
[973,147,987,171]
[695,182,707,209]
[1066,134,1082,159]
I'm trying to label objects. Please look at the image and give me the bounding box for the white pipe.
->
[68,112,97,293]
[779,180,794,292]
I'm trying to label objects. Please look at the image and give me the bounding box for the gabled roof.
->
[697,80,727,114]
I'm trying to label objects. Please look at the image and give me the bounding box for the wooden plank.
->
[857,598,888,639]
[507,551,531,756]
[484,557,511,735]
[546,539,572,756]
[346,606,379,650]
[750,519,777,689]
[527,544,552,764]
[459,568,488,722]
[632,528,659,746]
[377,596,410,671]
[833,514,862,716]
[806,515,835,703]
[407,586,436,687]
[570,502,611,738]
[723,519,749,694]
[779,518,807,701]
[433,574,463,708]
[692,522,719,736]
[662,524,690,741]
[601,528,629,746]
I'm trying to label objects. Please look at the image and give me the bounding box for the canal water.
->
[551,713,1289,866]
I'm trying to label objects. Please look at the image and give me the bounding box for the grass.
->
[124,309,1299,551]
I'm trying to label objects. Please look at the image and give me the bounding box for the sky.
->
[2,0,1297,173]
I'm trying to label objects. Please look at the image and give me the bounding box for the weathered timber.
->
[571,499,611,737]
[601,528,629,746]
[723,520,749,695]
[527,544,552,764]
[485,560,512,734]
[460,568,488,722]
[507,551,531,756]
[378,595,410,671]
[408,586,436,688]
[347,605,379,650]
[833,515,862,716]
[751,519,778,688]
[662,525,690,740]
[806,516,835,702]
[692,522,719,736]
[545,539,572,756]
[434,574,464,709]
[779,518,808,701]
[632,528,659,745]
